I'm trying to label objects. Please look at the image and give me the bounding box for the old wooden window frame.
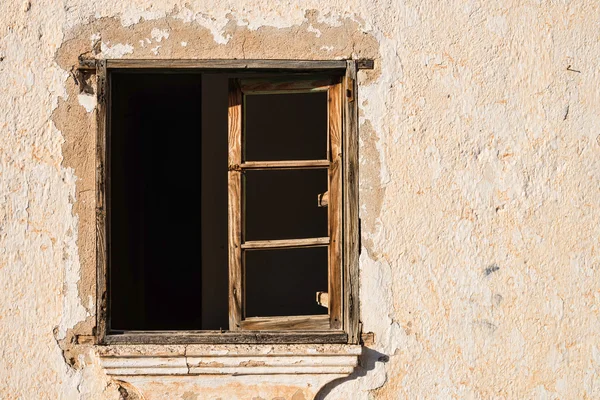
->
[89,59,369,345]
[229,76,343,332]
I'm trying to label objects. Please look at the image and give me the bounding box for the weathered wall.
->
[1,0,599,398]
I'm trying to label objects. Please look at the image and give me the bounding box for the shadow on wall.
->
[315,347,389,399]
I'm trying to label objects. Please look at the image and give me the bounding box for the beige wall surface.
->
[1,0,600,398]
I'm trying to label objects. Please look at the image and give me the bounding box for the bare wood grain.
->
[328,81,343,330]
[241,237,330,250]
[228,79,243,331]
[343,60,360,344]
[357,59,375,70]
[95,60,108,344]
[240,77,333,94]
[240,315,330,331]
[240,160,330,170]
[79,58,377,72]
[105,330,347,344]
[103,59,347,71]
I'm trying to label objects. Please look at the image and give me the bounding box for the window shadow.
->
[314,346,389,399]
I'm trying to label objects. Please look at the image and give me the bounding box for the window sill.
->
[103,330,348,344]
[97,343,362,398]
[98,343,361,376]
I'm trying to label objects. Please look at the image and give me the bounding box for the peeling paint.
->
[77,94,97,113]
[100,42,134,58]
[150,28,170,42]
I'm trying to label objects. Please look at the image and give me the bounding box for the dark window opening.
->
[244,92,327,161]
[244,169,328,241]
[109,72,332,331]
[245,247,328,317]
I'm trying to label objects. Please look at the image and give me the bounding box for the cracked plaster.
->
[1,0,600,399]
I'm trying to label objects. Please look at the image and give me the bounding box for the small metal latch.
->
[316,291,329,308]
[317,191,329,207]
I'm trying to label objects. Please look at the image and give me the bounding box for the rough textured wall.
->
[1,0,599,398]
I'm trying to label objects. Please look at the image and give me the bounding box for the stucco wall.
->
[1,0,600,398]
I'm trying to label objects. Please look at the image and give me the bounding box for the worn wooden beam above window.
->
[78,58,375,71]
[357,58,375,70]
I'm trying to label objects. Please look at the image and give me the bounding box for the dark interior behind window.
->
[109,72,329,331]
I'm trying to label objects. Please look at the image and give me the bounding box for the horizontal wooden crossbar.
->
[241,315,330,330]
[241,237,330,250]
[239,160,330,170]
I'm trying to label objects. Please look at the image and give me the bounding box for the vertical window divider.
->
[328,79,343,330]
[96,60,109,343]
[228,79,243,331]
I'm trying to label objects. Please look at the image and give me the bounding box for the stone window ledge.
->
[97,344,361,398]
[98,343,361,376]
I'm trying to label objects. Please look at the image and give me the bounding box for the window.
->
[92,59,363,344]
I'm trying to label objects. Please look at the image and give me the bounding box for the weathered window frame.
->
[228,76,343,333]
[89,59,368,345]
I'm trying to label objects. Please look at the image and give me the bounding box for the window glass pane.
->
[244,92,327,161]
[244,169,328,241]
[245,247,328,317]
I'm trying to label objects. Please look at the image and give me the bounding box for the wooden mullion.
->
[96,60,108,344]
[328,81,343,330]
[241,237,329,250]
[343,60,360,344]
[228,79,243,331]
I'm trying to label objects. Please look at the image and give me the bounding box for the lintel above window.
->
[87,59,369,345]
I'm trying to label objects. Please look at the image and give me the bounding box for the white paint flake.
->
[307,24,322,37]
[100,42,134,58]
[120,7,167,27]
[173,8,233,44]
[56,168,89,340]
[77,94,96,113]
[150,28,170,42]
[90,33,101,47]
